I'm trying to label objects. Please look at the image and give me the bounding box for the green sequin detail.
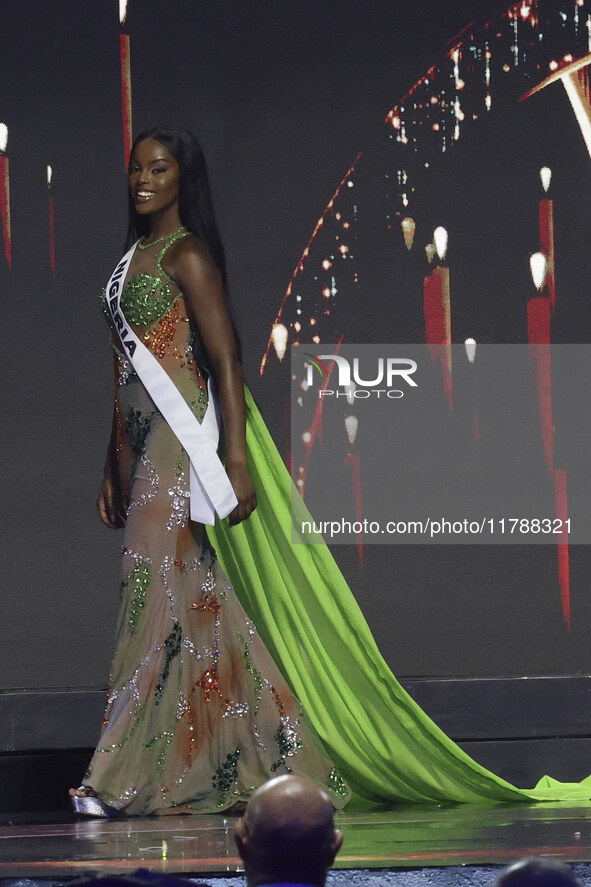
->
[190,387,207,415]
[213,749,240,796]
[327,766,349,799]
[121,229,190,325]
[126,407,155,456]
[271,722,303,772]
[124,561,152,633]
[97,714,141,754]
[121,273,177,325]
[145,730,175,773]
[155,622,183,704]
[241,641,263,713]
[99,228,190,329]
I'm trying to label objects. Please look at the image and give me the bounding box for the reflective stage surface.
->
[2,803,591,878]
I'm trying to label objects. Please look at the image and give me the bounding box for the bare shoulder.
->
[164,234,222,291]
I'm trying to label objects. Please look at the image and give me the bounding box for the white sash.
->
[105,241,239,525]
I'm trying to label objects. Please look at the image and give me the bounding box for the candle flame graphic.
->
[433,226,448,262]
[344,414,359,446]
[0,123,7,153]
[401,216,416,250]
[529,251,547,291]
[271,323,288,361]
[46,165,53,186]
[539,166,552,192]
[464,338,477,363]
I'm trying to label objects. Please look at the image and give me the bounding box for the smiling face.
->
[128,138,181,220]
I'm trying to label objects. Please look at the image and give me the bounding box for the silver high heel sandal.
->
[70,787,120,817]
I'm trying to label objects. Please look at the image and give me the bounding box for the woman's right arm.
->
[97,350,130,529]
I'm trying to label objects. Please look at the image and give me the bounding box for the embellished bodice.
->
[102,227,201,379]
[107,227,207,422]
[101,227,191,331]
[121,271,180,325]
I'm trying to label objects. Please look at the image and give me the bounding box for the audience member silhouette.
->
[234,774,343,887]
[496,857,582,887]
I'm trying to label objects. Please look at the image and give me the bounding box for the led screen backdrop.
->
[1,0,590,693]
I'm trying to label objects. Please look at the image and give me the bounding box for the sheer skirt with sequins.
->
[81,345,348,815]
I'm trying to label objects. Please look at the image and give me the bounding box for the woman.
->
[70,127,349,816]
[73,127,591,816]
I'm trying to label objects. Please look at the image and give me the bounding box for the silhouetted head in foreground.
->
[234,775,343,887]
[496,857,582,887]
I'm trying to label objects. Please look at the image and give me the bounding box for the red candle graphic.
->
[464,338,479,440]
[527,249,570,629]
[527,252,552,464]
[295,340,344,499]
[120,1,133,169]
[271,322,290,468]
[47,165,56,278]
[539,167,556,311]
[423,227,452,410]
[520,52,591,632]
[0,123,12,269]
[344,414,363,567]
[553,469,570,629]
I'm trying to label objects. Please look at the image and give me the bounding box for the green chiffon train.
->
[208,386,591,806]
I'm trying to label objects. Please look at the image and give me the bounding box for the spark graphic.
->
[259,153,362,375]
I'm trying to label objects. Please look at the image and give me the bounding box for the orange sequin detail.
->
[177,698,198,761]
[190,590,221,614]
[270,685,287,717]
[141,301,192,365]
[194,667,229,707]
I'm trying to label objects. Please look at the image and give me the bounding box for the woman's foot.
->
[69,786,120,817]
[69,786,95,798]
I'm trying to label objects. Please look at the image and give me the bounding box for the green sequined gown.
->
[88,232,591,815]
[86,231,349,815]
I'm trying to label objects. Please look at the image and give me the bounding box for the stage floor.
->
[1,803,591,879]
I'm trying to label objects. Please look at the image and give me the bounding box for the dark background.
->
[1,0,589,706]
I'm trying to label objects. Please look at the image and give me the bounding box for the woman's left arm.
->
[168,238,257,526]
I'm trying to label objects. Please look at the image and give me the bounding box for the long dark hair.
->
[126,127,226,281]
[125,126,240,372]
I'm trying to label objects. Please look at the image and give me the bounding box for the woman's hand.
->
[97,475,129,529]
[226,461,257,526]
